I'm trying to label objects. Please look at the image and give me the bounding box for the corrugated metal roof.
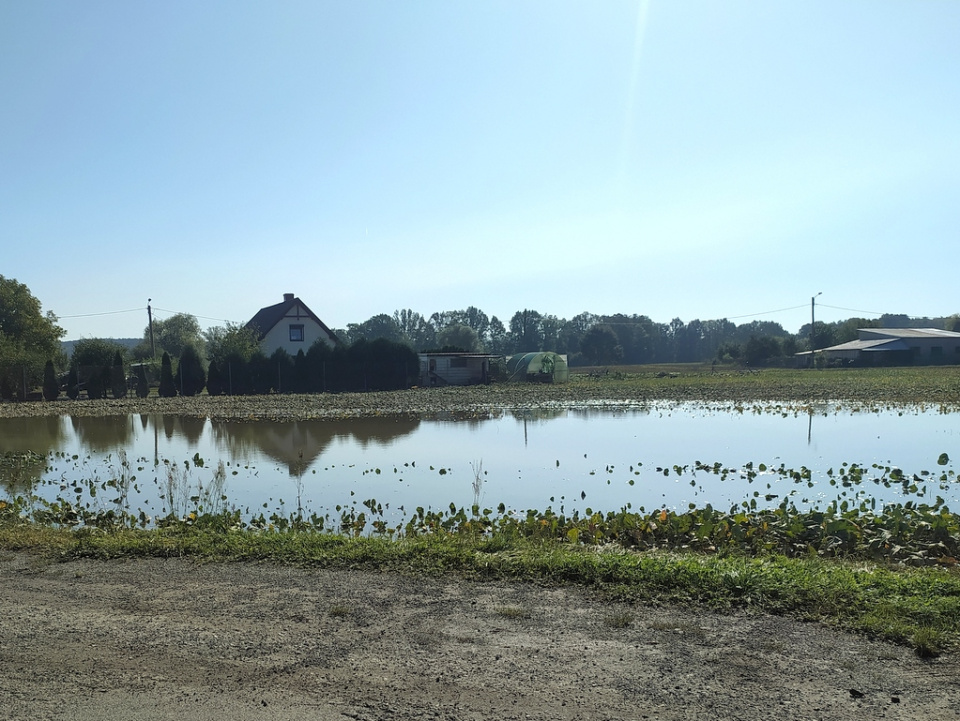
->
[860,328,960,339]
[822,339,911,352]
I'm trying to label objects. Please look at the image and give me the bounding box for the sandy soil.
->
[2,552,958,721]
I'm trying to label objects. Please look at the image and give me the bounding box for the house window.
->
[289,324,304,342]
[450,357,468,368]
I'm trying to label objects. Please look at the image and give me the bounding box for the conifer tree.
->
[206,360,223,396]
[110,350,127,399]
[135,364,149,398]
[86,367,106,399]
[177,344,206,396]
[42,359,59,401]
[158,352,177,397]
[66,366,79,400]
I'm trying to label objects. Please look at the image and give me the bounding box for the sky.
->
[2,1,958,341]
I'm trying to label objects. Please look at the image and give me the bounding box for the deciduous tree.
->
[0,276,65,397]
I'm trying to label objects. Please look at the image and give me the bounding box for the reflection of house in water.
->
[209,417,421,475]
[70,415,138,452]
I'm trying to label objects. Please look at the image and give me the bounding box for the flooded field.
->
[2,402,958,525]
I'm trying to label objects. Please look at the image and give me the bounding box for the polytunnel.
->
[505,352,569,383]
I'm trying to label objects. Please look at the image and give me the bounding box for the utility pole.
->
[811,292,822,361]
[147,299,156,359]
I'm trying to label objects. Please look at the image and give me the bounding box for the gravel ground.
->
[2,551,959,721]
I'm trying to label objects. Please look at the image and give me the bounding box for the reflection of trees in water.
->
[69,416,137,453]
[510,409,569,422]
[568,407,653,419]
[176,416,206,444]
[136,414,208,448]
[209,417,421,475]
[0,416,68,455]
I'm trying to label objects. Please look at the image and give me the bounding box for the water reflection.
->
[0,452,46,497]
[1,415,68,454]
[2,405,959,523]
[70,415,137,452]
[208,416,420,474]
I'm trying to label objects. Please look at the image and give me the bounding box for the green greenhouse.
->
[505,352,569,383]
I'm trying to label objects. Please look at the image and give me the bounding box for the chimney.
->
[283,293,294,302]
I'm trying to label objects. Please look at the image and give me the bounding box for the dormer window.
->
[290,324,304,342]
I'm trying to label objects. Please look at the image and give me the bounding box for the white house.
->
[418,352,499,386]
[814,328,960,365]
[246,293,338,356]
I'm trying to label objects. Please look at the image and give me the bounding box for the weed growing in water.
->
[294,449,305,517]
[471,458,484,510]
[162,458,228,519]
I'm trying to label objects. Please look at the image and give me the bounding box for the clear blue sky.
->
[3,1,958,340]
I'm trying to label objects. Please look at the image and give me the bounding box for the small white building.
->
[246,293,338,356]
[418,352,499,386]
[814,328,960,365]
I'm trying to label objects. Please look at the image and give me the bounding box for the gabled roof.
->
[245,294,337,342]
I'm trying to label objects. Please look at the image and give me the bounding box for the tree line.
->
[4,274,960,400]
[331,307,960,367]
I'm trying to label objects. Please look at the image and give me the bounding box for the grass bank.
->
[2,517,958,658]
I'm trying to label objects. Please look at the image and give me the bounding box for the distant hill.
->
[61,338,142,357]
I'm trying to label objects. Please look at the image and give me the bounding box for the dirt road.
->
[1,552,957,720]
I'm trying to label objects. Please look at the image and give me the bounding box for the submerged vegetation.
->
[2,461,959,656]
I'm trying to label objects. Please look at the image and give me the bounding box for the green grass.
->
[2,522,957,656]
[566,365,960,405]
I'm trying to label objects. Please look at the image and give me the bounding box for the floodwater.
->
[2,403,959,524]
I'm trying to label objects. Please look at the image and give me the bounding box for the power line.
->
[57,307,144,319]
[818,303,885,317]
[723,304,808,321]
[58,305,243,325]
[152,307,244,325]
